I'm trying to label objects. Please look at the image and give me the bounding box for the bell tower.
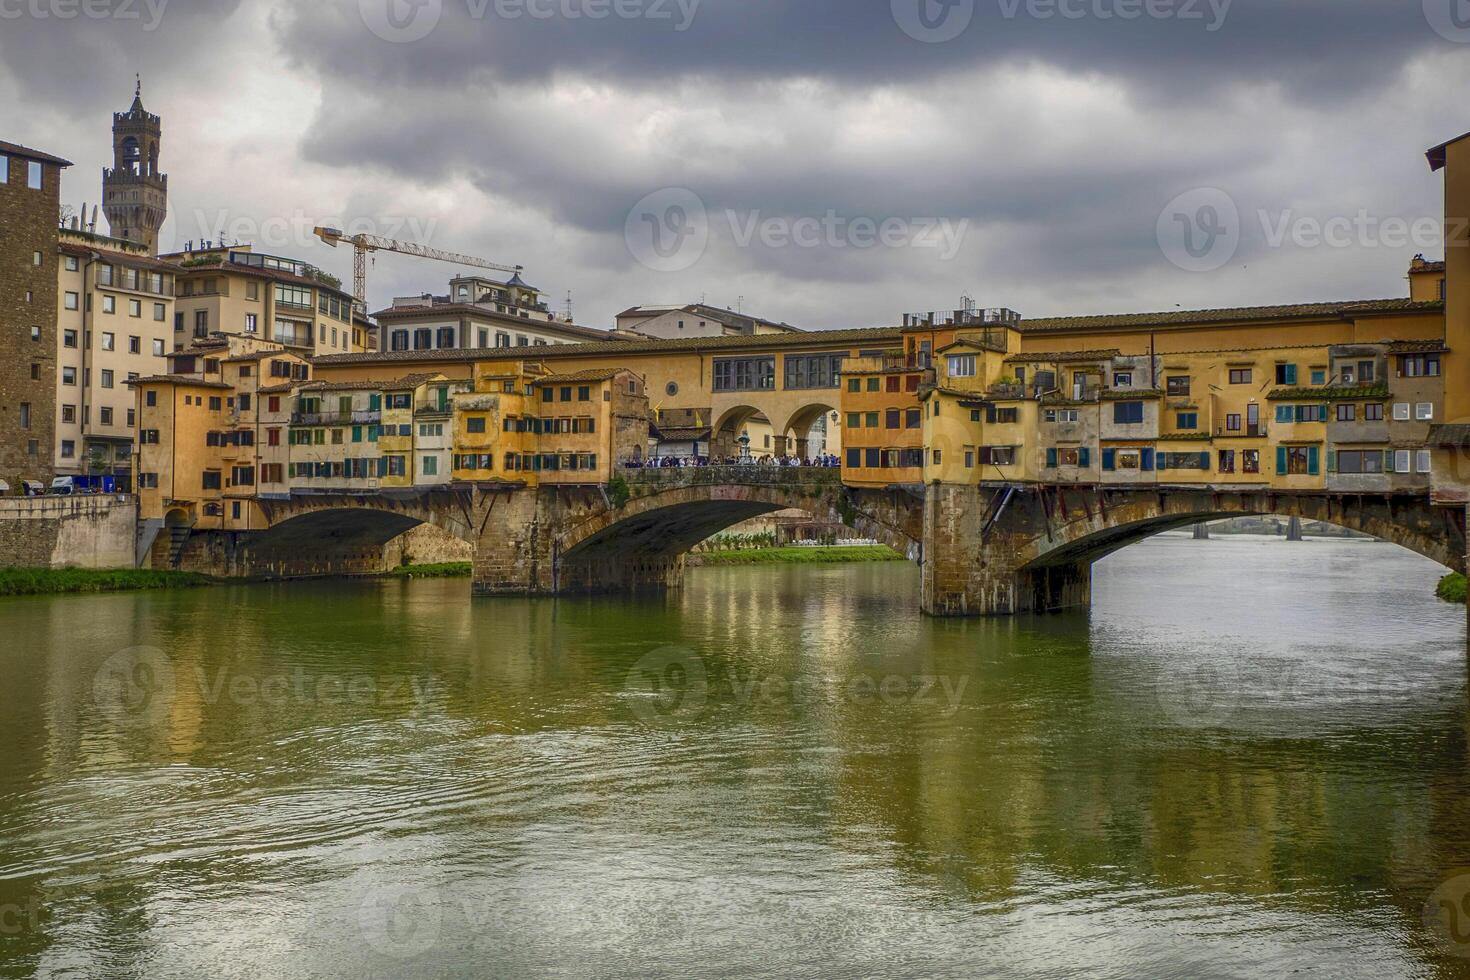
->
[103,76,168,254]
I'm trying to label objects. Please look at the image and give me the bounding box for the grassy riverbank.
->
[1437,573,1467,604]
[691,545,904,566]
[0,567,212,598]
[383,562,473,579]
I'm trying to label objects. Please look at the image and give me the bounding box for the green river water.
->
[0,534,1468,978]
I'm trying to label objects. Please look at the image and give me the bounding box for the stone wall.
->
[0,496,138,569]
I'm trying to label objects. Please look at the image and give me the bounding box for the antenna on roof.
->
[737,295,744,314]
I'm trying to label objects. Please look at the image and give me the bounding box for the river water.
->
[0,535,1467,978]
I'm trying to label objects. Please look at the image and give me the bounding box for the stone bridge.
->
[169,472,1463,617]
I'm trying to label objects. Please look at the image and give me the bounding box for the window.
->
[1218,450,1236,473]
[100,331,115,351]
[1336,404,1356,422]
[1176,412,1198,429]
[1113,371,1133,387]
[1229,368,1252,385]
[847,378,861,393]
[1393,403,1411,421]
[1392,450,1412,474]
[1364,404,1384,421]
[1400,354,1440,378]
[784,354,845,389]
[100,407,113,425]
[154,303,166,321]
[1277,445,1320,476]
[437,326,456,348]
[61,404,75,423]
[1275,364,1297,385]
[886,409,901,430]
[1243,449,1260,474]
[102,295,115,315]
[64,291,79,311]
[145,391,156,407]
[60,440,74,459]
[1113,402,1144,425]
[128,299,141,318]
[0,154,6,183]
[1416,403,1435,421]
[129,335,141,354]
[846,448,861,469]
[986,407,1019,424]
[100,369,114,389]
[1310,369,1327,386]
[245,313,258,333]
[1157,452,1211,471]
[712,357,776,392]
[1046,447,1090,468]
[422,455,438,476]
[202,471,222,491]
[27,160,42,189]
[1226,414,1241,432]
[63,329,77,348]
[846,412,861,429]
[18,403,29,429]
[906,409,921,429]
[1277,404,1326,423]
[1335,450,1384,474]
[466,417,486,434]
[1358,361,1376,383]
[1166,376,1191,396]
[1418,450,1433,474]
[29,325,39,341]
[947,354,976,378]
[274,283,313,308]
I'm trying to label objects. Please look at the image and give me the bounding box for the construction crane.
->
[313,226,523,315]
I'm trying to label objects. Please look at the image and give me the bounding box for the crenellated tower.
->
[103,76,168,254]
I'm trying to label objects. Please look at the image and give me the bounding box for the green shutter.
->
[1326,450,1337,473]
[1385,449,1396,473]
[1046,448,1058,468]
[1277,446,1289,473]
[1308,446,1320,476]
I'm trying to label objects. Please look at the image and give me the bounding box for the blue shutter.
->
[1198,452,1210,470]
[1102,449,1117,471]
[1276,405,1292,423]
[1276,446,1289,474]
[1285,364,1298,385]
[1157,453,1168,472]
[1308,446,1320,476]
[1141,449,1155,472]
[1079,447,1091,467]
[1046,448,1058,468]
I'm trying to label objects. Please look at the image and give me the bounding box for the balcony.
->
[903,308,1020,329]
[1216,424,1269,438]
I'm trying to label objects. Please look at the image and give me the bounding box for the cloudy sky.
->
[2,0,1468,331]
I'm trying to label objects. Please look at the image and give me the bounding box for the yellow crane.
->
[313,226,523,315]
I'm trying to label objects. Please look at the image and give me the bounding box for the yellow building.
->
[452,361,651,486]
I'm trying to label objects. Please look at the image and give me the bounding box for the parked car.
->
[49,477,76,496]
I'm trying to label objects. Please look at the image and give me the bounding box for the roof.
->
[534,368,627,385]
[1428,132,1470,171]
[257,383,295,394]
[1006,349,1122,363]
[655,427,713,442]
[167,257,351,298]
[1410,259,1446,273]
[615,303,802,334]
[295,373,442,393]
[1387,339,1448,354]
[0,141,72,168]
[314,325,905,368]
[57,239,176,272]
[1268,384,1389,402]
[1018,299,1441,334]
[1429,424,1470,448]
[126,374,233,390]
[222,349,302,363]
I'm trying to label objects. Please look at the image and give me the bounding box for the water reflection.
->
[0,535,1466,978]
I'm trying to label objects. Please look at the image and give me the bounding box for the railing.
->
[903,308,1020,328]
[1216,424,1269,438]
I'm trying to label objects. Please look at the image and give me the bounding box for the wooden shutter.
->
[1046,448,1058,468]
[1276,446,1289,474]
[1102,449,1116,471]
[1307,446,1320,476]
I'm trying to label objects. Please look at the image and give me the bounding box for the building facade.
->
[0,140,70,489]
[376,273,615,354]
[54,228,175,482]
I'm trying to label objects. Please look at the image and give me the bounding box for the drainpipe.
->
[80,250,100,479]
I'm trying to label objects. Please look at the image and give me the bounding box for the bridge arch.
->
[1019,489,1461,573]
[557,476,922,571]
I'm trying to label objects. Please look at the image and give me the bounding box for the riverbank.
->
[0,567,212,598]
[689,545,903,566]
[1437,573,1467,604]
[383,562,472,579]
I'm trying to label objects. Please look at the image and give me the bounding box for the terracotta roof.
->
[534,368,627,385]
[57,240,176,272]
[655,427,713,442]
[1018,299,1441,334]
[257,383,295,394]
[314,325,905,367]
[126,374,233,390]
[222,349,301,362]
[1006,349,1121,363]
[295,373,441,393]
[1429,424,1470,448]
[1387,340,1447,354]
[1410,260,1446,273]
[0,141,72,167]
